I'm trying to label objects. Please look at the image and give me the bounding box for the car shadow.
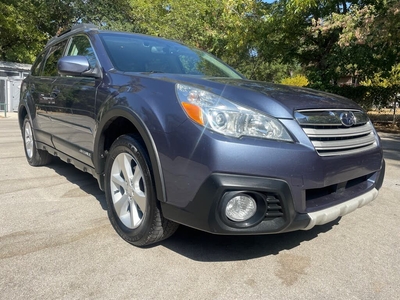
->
[159,219,340,262]
[45,157,341,261]
[46,157,107,210]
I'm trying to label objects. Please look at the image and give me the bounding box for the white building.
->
[0,61,31,113]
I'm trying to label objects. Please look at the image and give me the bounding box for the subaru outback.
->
[18,24,385,246]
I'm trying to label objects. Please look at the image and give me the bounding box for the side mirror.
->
[57,56,100,77]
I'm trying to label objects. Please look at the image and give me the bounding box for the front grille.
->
[265,195,283,218]
[295,109,377,156]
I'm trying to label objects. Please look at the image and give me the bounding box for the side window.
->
[31,52,46,76]
[42,40,67,77]
[67,35,97,69]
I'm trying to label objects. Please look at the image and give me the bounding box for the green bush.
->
[314,85,400,111]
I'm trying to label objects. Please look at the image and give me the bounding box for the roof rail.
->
[58,23,98,37]
[46,23,98,46]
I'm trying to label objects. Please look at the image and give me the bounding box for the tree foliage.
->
[128,0,265,72]
[0,0,132,63]
[0,0,49,62]
[1,0,399,113]
[261,0,400,89]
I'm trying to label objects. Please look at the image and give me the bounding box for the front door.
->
[43,35,100,166]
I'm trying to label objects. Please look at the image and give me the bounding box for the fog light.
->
[225,194,257,222]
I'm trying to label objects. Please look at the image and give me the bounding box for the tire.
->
[22,116,52,166]
[104,134,178,246]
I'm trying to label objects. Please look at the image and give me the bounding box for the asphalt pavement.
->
[1,112,399,299]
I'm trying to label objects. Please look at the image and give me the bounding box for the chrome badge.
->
[340,111,356,127]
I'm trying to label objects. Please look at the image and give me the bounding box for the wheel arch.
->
[18,105,28,131]
[18,104,37,145]
[18,90,36,132]
[94,107,166,202]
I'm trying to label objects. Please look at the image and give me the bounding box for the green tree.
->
[310,1,399,84]
[0,0,49,62]
[2,0,398,96]
[361,64,400,125]
[0,0,133,63]
[127,0,302,81]
[129,0,259,64]
[257,0,399,88]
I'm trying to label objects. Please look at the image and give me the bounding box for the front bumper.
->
[302,187,378,230]
[161,164,384,234]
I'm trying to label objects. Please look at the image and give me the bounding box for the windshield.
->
[100,33,242,78]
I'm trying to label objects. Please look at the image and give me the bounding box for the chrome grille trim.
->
[295,110,377,156]
[294,109,369,126]
[303,125,372,138]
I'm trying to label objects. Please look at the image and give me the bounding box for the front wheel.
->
[22,116,52,166]
[104,135,178,246]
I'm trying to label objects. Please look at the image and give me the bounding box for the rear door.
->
[30,41,67,146]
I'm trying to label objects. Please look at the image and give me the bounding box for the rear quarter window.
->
[31,52,46,76]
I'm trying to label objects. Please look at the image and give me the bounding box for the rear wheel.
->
[22,116,52,166]
[104,135,178,246]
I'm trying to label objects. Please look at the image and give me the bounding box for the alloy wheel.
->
[24,121,34,159]
[110,153,147,229]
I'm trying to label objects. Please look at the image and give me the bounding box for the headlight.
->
[176,83,293,141]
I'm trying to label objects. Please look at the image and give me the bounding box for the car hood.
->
[151,75,363,119]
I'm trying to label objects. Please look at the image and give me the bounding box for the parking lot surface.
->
[1,113,399,299]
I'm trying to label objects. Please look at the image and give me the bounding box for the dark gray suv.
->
[19,24,385,246]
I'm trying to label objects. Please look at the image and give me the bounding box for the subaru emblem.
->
[340,111,356,127]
